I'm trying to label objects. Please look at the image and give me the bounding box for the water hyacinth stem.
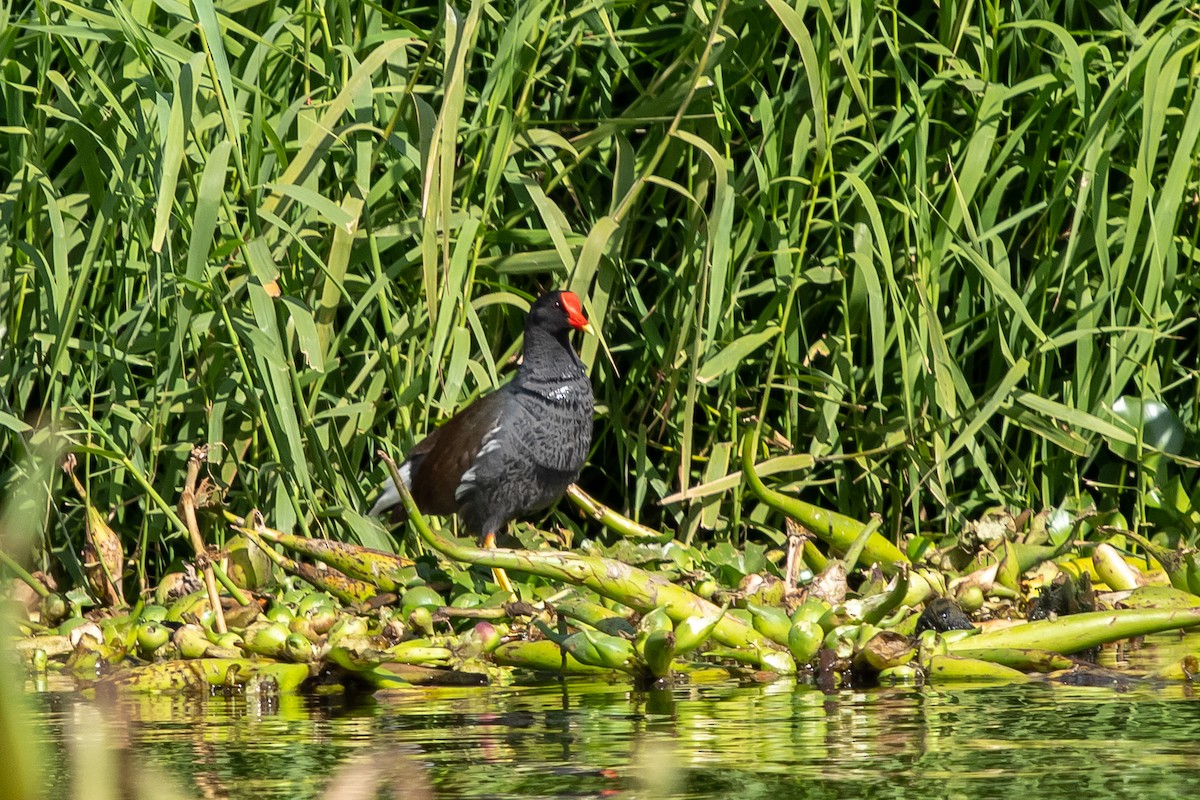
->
[740,431,909,573]
[225,510,415,592]
[925,654,1032,684]
[492,640,617,675]
[565,484,674,543]
[947,607,1200,654]
[238,522,379,605]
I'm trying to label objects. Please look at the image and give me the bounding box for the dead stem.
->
[181,445,227,634]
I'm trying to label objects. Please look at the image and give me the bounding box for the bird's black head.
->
[526,291,590,334]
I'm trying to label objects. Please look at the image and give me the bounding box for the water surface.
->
[27,634,1200,799]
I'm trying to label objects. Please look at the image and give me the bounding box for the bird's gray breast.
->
[454,380,592,520]
[510,381,593,472]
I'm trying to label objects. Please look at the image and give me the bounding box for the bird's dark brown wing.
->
[406,389,508,516]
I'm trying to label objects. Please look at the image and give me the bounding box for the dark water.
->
[25,635,1200,800]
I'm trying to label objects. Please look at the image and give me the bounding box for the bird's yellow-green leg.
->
[482,532,515,595]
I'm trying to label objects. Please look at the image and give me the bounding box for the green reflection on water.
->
[27,635,1200,800]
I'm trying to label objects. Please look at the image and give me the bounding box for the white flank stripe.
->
[455,464,478,502]
[456,423,501,502]
[478,423,503,455]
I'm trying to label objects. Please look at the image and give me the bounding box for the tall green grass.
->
[2,0,1199,587]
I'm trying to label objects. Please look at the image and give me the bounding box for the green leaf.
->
[0,411,32,434]
[1107,396,1187,460]
[697,327,780,384]
[281,296,325,373]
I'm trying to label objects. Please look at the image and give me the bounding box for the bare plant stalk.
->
[181,446,227,635]
[784,518,806,592]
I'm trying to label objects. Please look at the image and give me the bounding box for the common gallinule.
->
[370,290,594,591]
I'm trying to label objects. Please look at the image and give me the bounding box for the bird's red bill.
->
[561,291,590,330]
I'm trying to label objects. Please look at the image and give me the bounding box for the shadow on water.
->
[25,634,1200,800]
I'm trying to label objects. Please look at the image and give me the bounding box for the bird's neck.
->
[518,324,583,384]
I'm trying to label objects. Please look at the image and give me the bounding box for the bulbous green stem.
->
[948,607,1200,654]
[565,485,674,543]
[0,550,49,598]
[238,525,378,604]
[739,431,909,574]
[492,640,616,675]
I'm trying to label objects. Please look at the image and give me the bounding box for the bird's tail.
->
[367,462,412,518]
